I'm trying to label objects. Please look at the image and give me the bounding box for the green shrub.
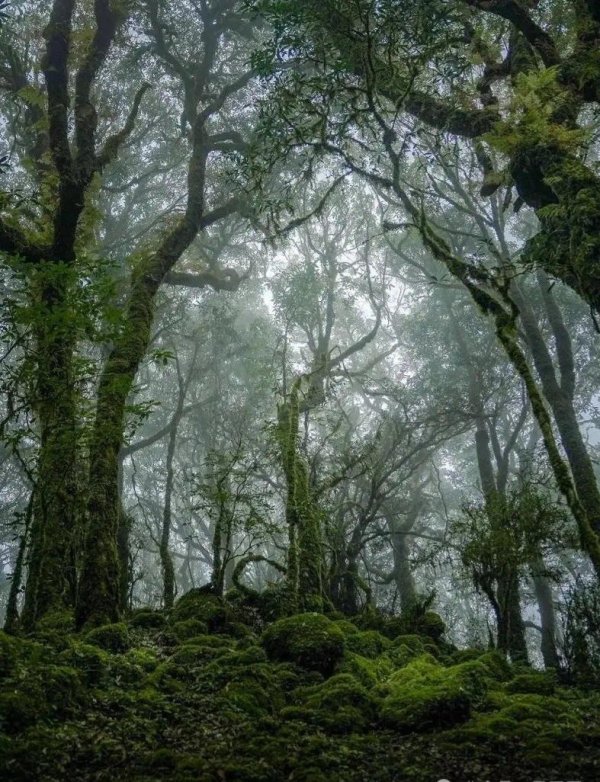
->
[85,622,130,654]
[261,613,345,675]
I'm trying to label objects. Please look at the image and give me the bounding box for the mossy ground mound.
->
[1,596,599,781]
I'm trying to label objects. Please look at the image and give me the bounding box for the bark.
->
[22,274,79,627]
[276,381,325,608]
[389,520,418,614]
[4,493,33,634]
[446,295,528,662]
[531,556,560,669]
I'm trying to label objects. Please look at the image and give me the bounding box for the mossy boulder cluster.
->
[0,590,599,781]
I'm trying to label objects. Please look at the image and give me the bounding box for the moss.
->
[331,619,360,636]
[0,630,20,678]
[122,647,158,673]
[283,673,380,733]
[0,664,84,734]
[506,670,557,695]
[337,651,394,688]
[261,613,345,675]
[477,650,513,682]
[345,630,391,658]
[85,622,130,653]
[58,641,111,686]
[171,589,235,630]
[221,620,254,638]
[128,610,166,630]
[170,642,232,668]
[414,611,446,640]
[379,655,490,732]
[171,618,210,641]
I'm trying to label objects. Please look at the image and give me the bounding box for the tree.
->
[0,0,259,627]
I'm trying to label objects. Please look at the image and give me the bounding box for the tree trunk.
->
[531,556,560,669]
[514,280,600,538]
[276,383,324,609]
[390,522,418,613]
[23,273,79,627]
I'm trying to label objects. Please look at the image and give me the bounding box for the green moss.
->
[85,622,130,653]
[261,613,345,675]
[283,673,379,733]
[345,630,391,658]
[337,651,394,688]
[171,618,210,641]
[128,610,166,630]
[331,619,359,636]
[506,670,557,695]
[0,664,84,733]
[58,641,111,686]
[414,611,446,640]
[379,655,490,732]
[0,631,20,678]
[36,609,75,634]
[171,589,235,630]
[123,647,158,673]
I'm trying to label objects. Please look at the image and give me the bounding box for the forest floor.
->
[1,589,599,781]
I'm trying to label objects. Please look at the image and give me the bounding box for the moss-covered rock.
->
[337,651,395,688]
[283,673,380,733]
[414,611,446,640]
[171,589,235,631]
[0,664,84,733]
[58,641,111,686]
[128,610,166,630]
[85,622,130,654]
[345,630,391,659]
[171,618,210,641]
[261,613,345,676]
[379,655,490,732]
[505,670,557,696]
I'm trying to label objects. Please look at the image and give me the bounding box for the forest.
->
[0,0,600,779]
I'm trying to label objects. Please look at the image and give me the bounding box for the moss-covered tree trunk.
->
[276,380,325,610]
[22,271,80,628]
[513,279,600,538]
[76,271,168,626]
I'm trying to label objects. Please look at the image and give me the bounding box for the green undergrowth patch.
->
[0,594,599,781]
